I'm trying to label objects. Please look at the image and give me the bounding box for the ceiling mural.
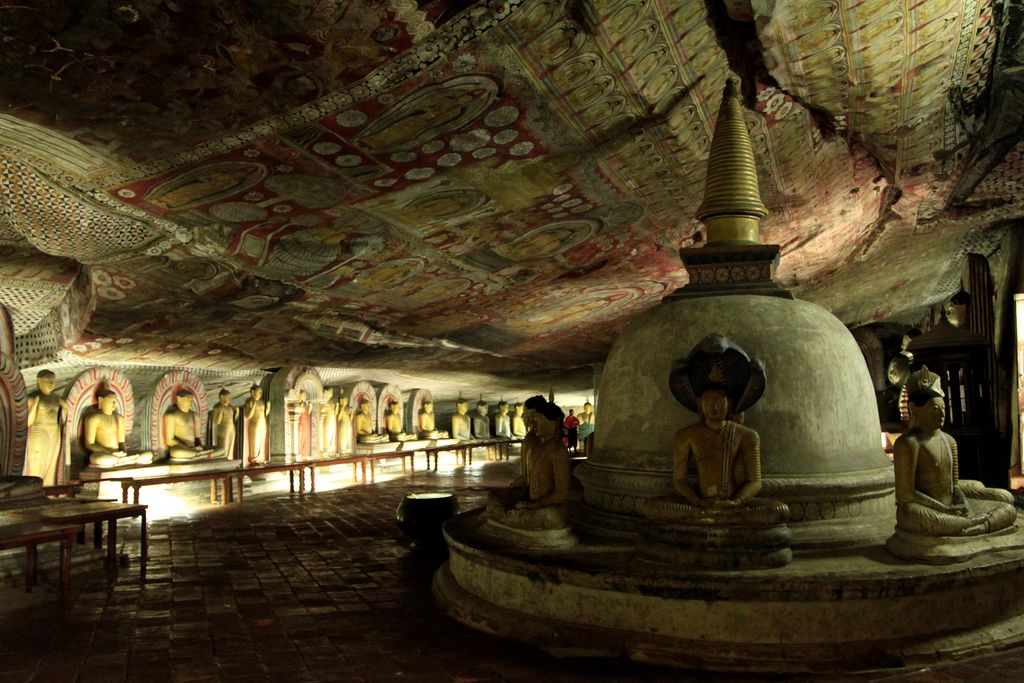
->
[0,0,1021,386]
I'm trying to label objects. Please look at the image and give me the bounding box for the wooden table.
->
[9,502,148,579]
[0,521,80,595]
[236,461,311,499]
[422,439,520,470]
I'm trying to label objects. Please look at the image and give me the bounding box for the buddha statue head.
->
[389,400,401,416]
[298,389,307,403]
[498,400,509,416]
[456,399,469,415]
[218,388,231,406]
[533,400,565,441]
[476,400,489,416]
[583,400,593,416]
[944,290,971,328]
[524,395,547,433]
[176,390,195,414]
[96,388,118,415]
[514,402,524,416]
[36,369,56,395]
[250,384,263,401]
[359,398,372,415]
[422,400,434,415]
[697,388,731,427]
[339,395,349,409]
[324,387,334,402]
[907,388,945,431]
[668,334,766,422]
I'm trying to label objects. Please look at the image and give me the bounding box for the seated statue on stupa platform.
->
[417,400,448,439]
[486,396,576,548]
[84,389,156,468]
[164,391,223,462]
[384,400,416,442]
[354,398,387,444]
[886,387,1020,564]
[639,335,791,569]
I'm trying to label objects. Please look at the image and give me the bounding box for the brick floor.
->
[1,458,1023,682]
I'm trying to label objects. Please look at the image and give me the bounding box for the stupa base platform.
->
[79,458,241,481]
[435,508,1024,673]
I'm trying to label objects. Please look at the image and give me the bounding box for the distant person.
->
[563,409,580,454]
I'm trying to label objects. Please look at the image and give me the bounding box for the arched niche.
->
[0,352,27,477]
[141,370,208,456]
[407,388,432,435]
[62,367,134,478]
[268,366,324,459]
[852,327,886,392]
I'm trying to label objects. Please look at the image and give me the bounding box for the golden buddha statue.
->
[320,387,338,454]
[488,396,571,530]
[355,398,387,444]
[84,390,155,468]
[511,402,527,438]
[25,370,67,484]
[242,384,271,464]
[163,390,223,462]
[384,400,415,441]
[577,400,595,457]
[450,399,471,440]
[642,336,787,526]
[337,395,354,453]
[494,400,511,438]
[892,389,1016,538]
[211,388,238,459]
[417,400,448,439]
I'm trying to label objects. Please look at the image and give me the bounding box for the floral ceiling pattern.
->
[0,0,1021,379]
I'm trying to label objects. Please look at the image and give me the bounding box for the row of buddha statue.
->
[486,334,1018,565]
[19,371,543,481]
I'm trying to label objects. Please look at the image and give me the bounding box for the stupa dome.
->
[576,294,896,547]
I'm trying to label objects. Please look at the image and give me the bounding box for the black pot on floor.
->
[396,492,460,547]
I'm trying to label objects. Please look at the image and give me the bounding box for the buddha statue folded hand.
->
[84,389,155,468]
[355,398,387,443]
[163,391,223,462]
[639,335,791,569]
[384,400,416,442]
[417,400,448,439]
[892,389,1016,538]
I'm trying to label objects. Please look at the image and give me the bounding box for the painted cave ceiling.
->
[0,0,1022,387]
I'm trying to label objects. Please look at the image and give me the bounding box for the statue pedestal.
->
[639,522,792,570]
[484,518,578,550]
[885,526,1024,564]
[79,459,242,481]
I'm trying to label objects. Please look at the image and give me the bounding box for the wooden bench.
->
[43,481,83,498]
[304,455,368,492]
[0,521,80,596]
[422,439,520,470]
[9,501,148,579]
[118,469,239,505]
[233,461,312,499]
[364,451,415,482]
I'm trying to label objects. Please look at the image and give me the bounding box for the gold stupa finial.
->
[696,78,768,245]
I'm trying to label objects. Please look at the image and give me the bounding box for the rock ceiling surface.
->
[0,0,1022,389]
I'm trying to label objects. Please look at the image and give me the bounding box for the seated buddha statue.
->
[494,401,511,438]
[472,400,491,439]
[163,390,224,462]
[450,399,471,440]
[639,335,790,569]
[384,400,416,441]
[417,400,448,439]
[84,389,155,468]
[354,398,387,444]
[488,396,572,532]
[892,389,1016,539]
[511,402,527,438]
